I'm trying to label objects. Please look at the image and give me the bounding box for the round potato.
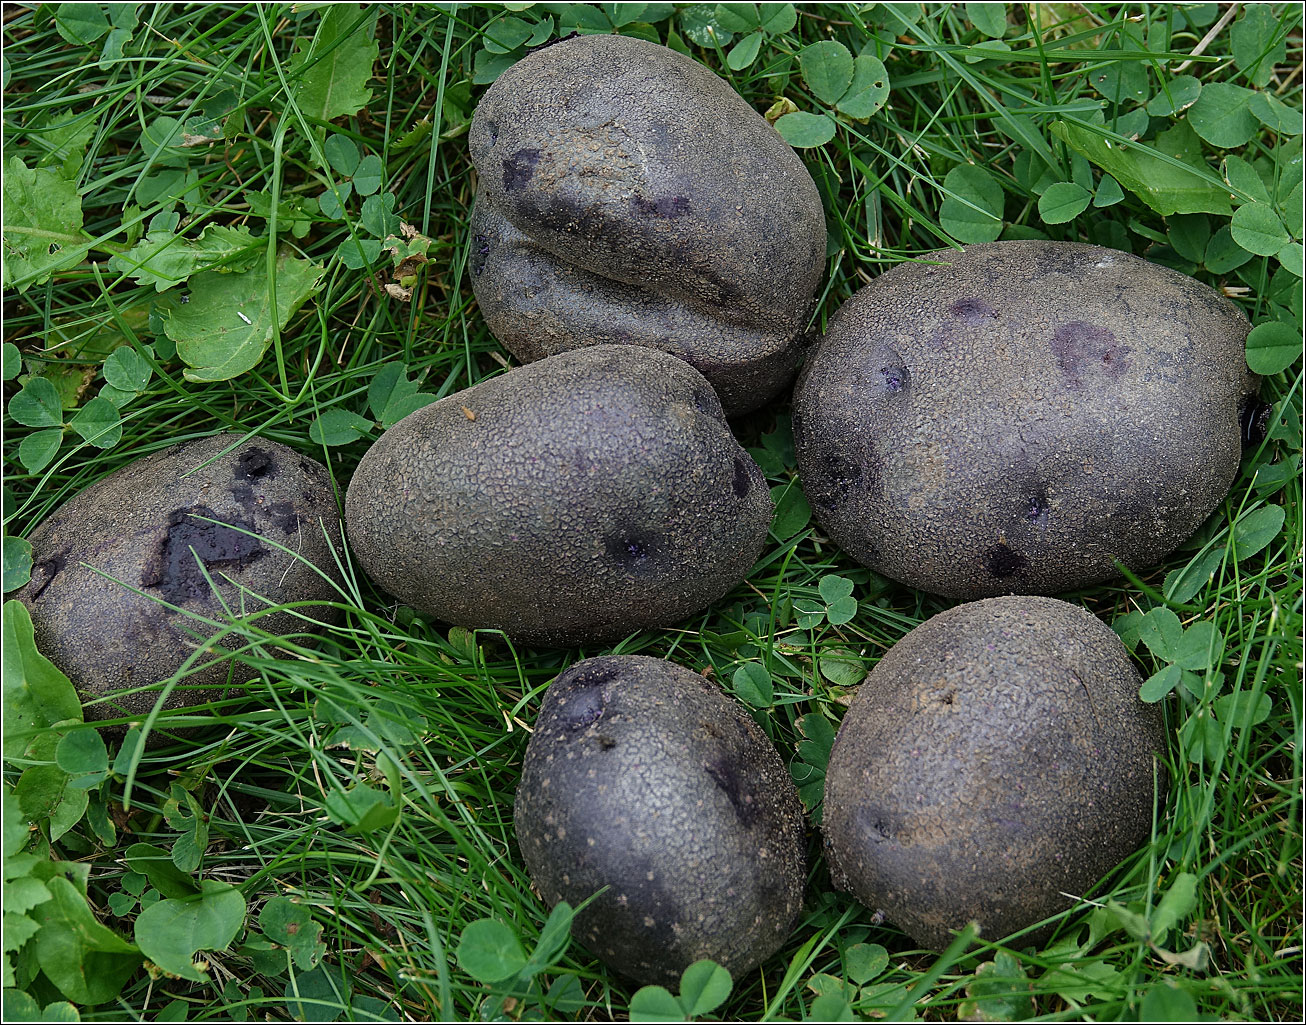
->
[515,655,806,984]
[793,241,1257,599]
[343,346,770,645]
[469,33,827,415]
[822,595,1164,950]
[14,435,344,722]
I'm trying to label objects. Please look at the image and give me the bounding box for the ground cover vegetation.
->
[1,2,1302,1021]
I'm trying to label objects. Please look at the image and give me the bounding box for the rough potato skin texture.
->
[468,33,826,415]
[344,346,770,645]
[793,241,1256,599]
[14,435,344,722]
[822,596,1164,950]
[515,655,807,985]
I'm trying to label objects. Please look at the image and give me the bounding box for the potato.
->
[514,655,806,984]
[822,596,1164,950]
[468,33,827,415]
[343,346,770,645]
[14,435,344,722]
[793,241,1257,599]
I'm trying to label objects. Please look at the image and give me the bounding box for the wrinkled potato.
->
[15,435,344,722]
[794,241,1257,599]
[469,33,827,415]
[343,346,770,645]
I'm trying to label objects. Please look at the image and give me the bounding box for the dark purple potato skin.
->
[822,596,1164,951]
[14,435,344,722]
[793,241,1256,599]
[344,346,770,646]
[468,33,826,415]
[514,655,806,985]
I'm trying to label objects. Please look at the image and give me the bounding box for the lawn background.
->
[2,2,1302,1021]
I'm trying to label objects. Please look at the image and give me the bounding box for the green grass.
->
[2,3,1302,1021]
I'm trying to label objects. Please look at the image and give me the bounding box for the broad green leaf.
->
[482,14,533,54]
[290,6,379,123]
[324,782,398,833]
[609,4,654,28]
[1232,504,1285,556]
[795,712,835,770]
[1038,182,1092,224]
[1230,4,1287,88]
[108,224,262,291]
[457,918,526,983]
[18,431,64,473]
[53,728,107,779]
[102,347,152,393]
[2,342,19,381]
[54,3,109,44]
[760,3,796,33]
[284,964,351,1022]
[825,595,857,626]
[844,942,888,985]
[1150,872,1197,940]
[678,960,731,1017]
[1163,547,1223,604]
[525,900,574,973]
[1138,607,1182,662]
[773,111,835,148]
[837,55,889,120]
[956,950,1033,1022]
[965,2,1007,37]
[1140,982,1197,1021]
[1205,225,1254,272]
[260,897,325,971]
[726,30,762,71]
[352,154,383,196]
[1171,620,1224,672]
[68,397,122,449]
[1091,172,1123,206]
[800,40,854,106]
[1230,203,1289,257]
[1139,664,1181,702]
[1051,119,1230,216]
[124,842,200,900]
[323,134,360,176]
[713,4,759,34]
[629,984,684,1022]
[1167,213,1210,264]
[1145,75,1201,116]
[163,784,209,874]
[360,192,400,237]
[2,601,82,760]
[1,158,88,293]
[31,112,97,179]
[1187,82,1259,149]
[679,5,732,47]
[1086,30,1149,106]
[99,4,139,70]
[818,650,867,687]
[30,875,140,1005]
[163,251,323,382]
[134,880,246,982]
[8,379,63,428]
[732,663,773,708]
[1277,241,1303,277]
[368,364,437,427]
[1214,690,1272,728]
[769,483,811,537]
[1223,155,1271,204]
[3,536,32,592]
[818,575,854,603]
[940,163,1004,243]
[1248,92,1303,136]
[309,408,374,446]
